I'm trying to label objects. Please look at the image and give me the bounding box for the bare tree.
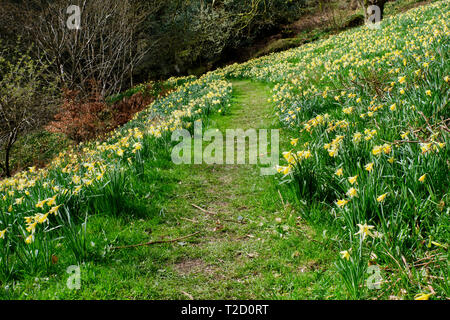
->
[23,0,150,99]
[0,44,58,177]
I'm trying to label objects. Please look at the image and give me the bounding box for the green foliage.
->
[221,1,449,299]
[0,41,59,177]
[137,0,307,78]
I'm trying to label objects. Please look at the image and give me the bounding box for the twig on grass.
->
[112,232,201,249]
[191,204,217,215]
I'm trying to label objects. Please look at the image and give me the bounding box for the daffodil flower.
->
[365,162,374,172]
[414,293,432,300]
[418,174,427,183]
[348,175,358,185]
[377,193,388,203]
[290,138,299,146]
[346,187,358,198]
[336,199,349,208]
[355,223,375,240]
[340,249,351,261]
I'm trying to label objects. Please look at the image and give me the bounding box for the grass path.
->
[122,80,340,299]
[8,80,340,299]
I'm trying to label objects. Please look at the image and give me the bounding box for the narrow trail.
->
[143,80,337,299]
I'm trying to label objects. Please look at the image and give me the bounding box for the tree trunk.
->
[4,143,12,177]
[3,131,17,178]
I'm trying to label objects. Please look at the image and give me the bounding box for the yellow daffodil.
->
[372,145,383,156]
[336,199,349,208]
[48,205,61,215]
[377,193,388,203]
[340,249,351,261]
[414,293,432,300]
[355,223,375,240]
[365,162,374,172]
[418,174,427,183]
[25,234,34,244]
[348,175,358,185]
[346,187,358,198]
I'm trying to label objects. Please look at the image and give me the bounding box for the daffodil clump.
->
[0,73,232,278]
[219,1,449,298]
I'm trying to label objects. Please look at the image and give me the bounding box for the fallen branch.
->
[191,204,217,215]
[112,232,201,249]
[180,217,199,223]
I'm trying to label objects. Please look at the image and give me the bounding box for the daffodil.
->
[414,293,432,300]
[382,144,392,154]
[340,249,351,261]
[72,175,81,184]
[133,142,142,151]
[348,175,358,185]
[335,168,343,177]
[283,151,294,164]
[282,165,291,175]
[336,199,349,208]
[372,145,383,156]
[355,223,375,240]
[342,107,353,114]
[25,234,34,244]
[290,138,299,146]
[377,193,388,203]
[418,174,427,183]
[36,213,49,224]
[48,205,61,215]
[346,187,358,198]
[46,196,57,206]
[35,199,46,209]
[365,162,374,172]
[0,229,6,239]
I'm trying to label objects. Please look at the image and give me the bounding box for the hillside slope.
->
[1,1,448,300]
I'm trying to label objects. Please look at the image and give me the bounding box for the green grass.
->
[2,1,447,300]
[219,1,449,300]
[0,80,341,300]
